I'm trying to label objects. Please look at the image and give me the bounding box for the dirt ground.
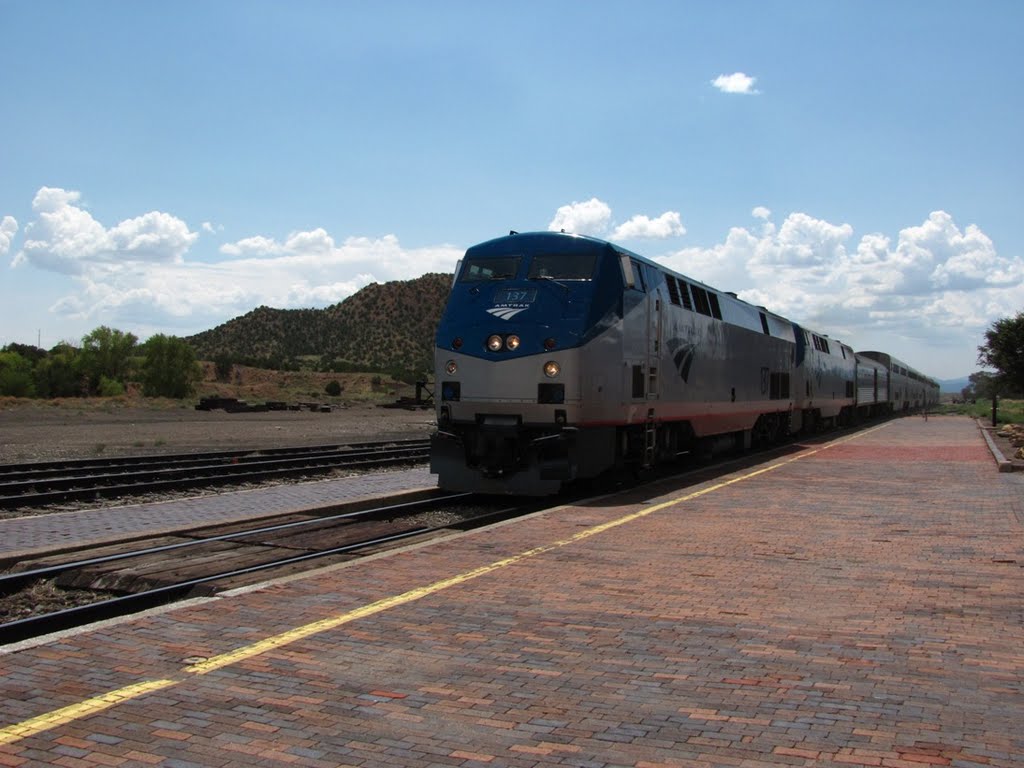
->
[0,400,436,463]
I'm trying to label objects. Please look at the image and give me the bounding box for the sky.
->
[1,1,1022,381]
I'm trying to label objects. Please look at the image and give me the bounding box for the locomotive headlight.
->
[486,334,503,352]
[506,334,521,351]
[543,360,560,378]
[445,360,458,375]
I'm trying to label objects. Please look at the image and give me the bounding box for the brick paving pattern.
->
[0,415,1021,767]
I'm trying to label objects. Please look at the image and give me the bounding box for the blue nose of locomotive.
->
[435,231,620,357]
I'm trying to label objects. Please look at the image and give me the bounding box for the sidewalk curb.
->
[977,419,1014,472]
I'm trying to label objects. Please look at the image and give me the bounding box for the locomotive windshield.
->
[527,252,596,280]
[460,256,521,281]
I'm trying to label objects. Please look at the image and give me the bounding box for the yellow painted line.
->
[0,678,176,746]
[2,422,887,743]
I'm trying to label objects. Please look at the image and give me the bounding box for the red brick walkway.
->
[0,415,1021,767]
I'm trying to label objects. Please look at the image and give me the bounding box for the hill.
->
[187,273,453,375]
[939,376,970,394]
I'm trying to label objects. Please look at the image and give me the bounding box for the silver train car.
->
[431,231,939,495]
[859,351,940,413]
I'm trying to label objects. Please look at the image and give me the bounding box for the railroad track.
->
[0,439,430,509]
[0,491,535,645]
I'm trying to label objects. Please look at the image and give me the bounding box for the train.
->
[430,230,940,495]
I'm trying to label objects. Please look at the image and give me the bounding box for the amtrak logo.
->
[667,337,695,383]
[487,306,528,320]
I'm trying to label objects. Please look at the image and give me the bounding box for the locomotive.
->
[430,231,939,495]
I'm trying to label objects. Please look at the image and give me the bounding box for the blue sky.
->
[2,1,1022,380]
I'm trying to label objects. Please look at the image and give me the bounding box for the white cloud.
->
[47,227,463,330]
[8,187,464,337]
[752,206,771,220]
[749,212,854,276]
[903,211,1015,291]
[219,234,286,257]
[549,198,685,241]
[0,216,17,258]
[660,226,761,289]
[611,212,686,240]
[12,187,197,274]
[548,198,612,236]
[711,72,759,95]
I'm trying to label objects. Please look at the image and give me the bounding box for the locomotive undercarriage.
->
[433,404,873,495]
[430,421,618,496]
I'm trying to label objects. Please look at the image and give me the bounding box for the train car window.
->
[690,285,712,316]
[665,274,681,306]
[618,252,635,288]
[678,279,694,311]
[527,252,597,280]
[759,312,770,335]
[460,256,521,281]
[630,259,646,291]
[707,292,722,320]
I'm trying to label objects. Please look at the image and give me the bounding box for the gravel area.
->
[0,401,436,464]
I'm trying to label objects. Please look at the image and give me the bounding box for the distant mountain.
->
[939,376,971,393]
[187,273,453,374]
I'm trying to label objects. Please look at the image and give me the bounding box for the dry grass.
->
[0,365,419,414]
[196,363,415,404]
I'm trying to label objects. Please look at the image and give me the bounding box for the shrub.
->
[98,375,125,397]
[214,353,234,382]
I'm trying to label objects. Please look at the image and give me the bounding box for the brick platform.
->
[1,415,1021,767]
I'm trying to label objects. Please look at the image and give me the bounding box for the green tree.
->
[325,379,342,397]
[140,334,203,398]
[978,312,1024,396]
[34,342,84,398]
[0,351,36,397]
[79,326,138,394]
[2,343,46,364]
[961,371,997,403]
